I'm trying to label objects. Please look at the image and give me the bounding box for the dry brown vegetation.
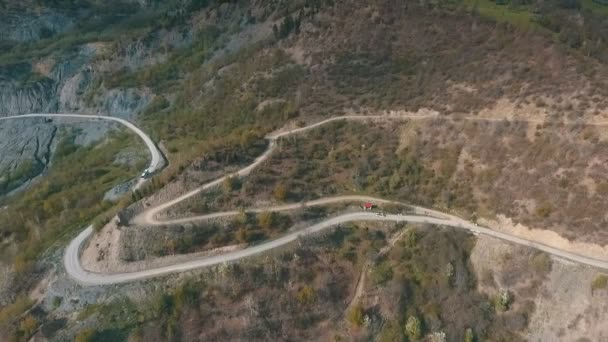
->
[189,119,608,245]
[289,1,608,120]
[6,0,608,338]
[50,225,537,341]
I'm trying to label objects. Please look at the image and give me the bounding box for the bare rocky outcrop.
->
[0,118,57,195]
[0,9,73,42]
[0,118,116,196]
[0,78,56,115]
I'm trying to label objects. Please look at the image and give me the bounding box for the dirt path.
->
[344,228,408,315]
[60,112,608,285]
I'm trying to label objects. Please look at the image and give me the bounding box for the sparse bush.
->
[236,209,251,225]
[296,285,316,305]
[257,211,276,231]
[404,229,417,248]
[372,261,394,285]
[535,203,553,218]
[494,289,511,312]
[530,253,552,274]
[378,320,405,342]
[273,183,288,202]
[0,296,34,328]
[19,315,38,339]
[222,176,239,194]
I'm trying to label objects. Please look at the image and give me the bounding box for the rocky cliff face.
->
[0,119,57,195]
[0,118,117,196]
[0,75,56,115]
[0,43,152,118]
[0,0,269,194]
[0,2,157,192]
[0,8,73,42]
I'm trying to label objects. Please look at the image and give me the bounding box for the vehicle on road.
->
[362,202,376,210]
[141,169,152,179]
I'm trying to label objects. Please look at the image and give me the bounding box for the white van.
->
[141,169,151,179]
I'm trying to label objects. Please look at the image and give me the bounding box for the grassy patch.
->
[0,296,34,329]
[463,0,537,30]
[103,25,223,92]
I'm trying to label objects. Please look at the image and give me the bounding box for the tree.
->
[591,274,608,292]
[273,183,288,202]
[405,315,422,341]
[464,328,475,342]
[52,296,63,309]
[347,303,365,327]
[74,329,96,342]
[494,289,511,312]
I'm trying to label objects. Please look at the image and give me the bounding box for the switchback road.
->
[60,113,608,285]
[5,112,607,286]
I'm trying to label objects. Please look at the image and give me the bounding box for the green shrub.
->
[0,296,34,328]
[347,303,365,327]
[464,328,475,342]
[378,320,405,342]
[372,261,394,285]
[592,274,608,292]
[52,296,63,309]
[18,315,38,339]
[405,315,422,340]
[273,183,288,202]
[535,203,553,218]
[494,289,511,312]
[222,176,239,193]
[74,329,96,342]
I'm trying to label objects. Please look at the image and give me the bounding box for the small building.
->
[361,202,375,210]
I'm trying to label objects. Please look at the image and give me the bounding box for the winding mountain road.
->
[0,113,165,189]
[5,112,608,286]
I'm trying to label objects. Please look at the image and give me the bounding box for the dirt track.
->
[58,112,608,285]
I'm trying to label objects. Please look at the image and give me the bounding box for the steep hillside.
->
[2,0,608,340]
